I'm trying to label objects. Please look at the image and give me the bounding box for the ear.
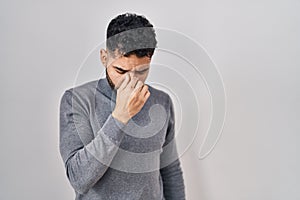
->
[100,49,108,67]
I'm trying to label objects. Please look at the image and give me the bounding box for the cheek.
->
[140,71,149,81]
[107,68,123,83]
[135,73,148,83]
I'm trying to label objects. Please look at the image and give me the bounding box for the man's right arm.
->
[59,90,126,195]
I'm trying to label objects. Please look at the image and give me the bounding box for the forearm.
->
[160,158,186,200]
[59,91,126,194]
[67,115,125,194]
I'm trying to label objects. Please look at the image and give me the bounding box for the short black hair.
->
[106,13,157,58]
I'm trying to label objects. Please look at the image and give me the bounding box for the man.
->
[59,13,186,200]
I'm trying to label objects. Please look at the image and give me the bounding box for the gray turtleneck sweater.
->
[59,77,185,200]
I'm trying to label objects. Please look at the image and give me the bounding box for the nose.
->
[128,71,136,79]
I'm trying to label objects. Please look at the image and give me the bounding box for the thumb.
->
[116,73,130,90]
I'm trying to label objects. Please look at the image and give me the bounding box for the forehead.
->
[109,54,151,70]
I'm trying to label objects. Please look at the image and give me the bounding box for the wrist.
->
[112,111,130,125]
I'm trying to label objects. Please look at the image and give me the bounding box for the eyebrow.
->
[113,66,129,73]
[113,65,149,72]
[136,67,149,72]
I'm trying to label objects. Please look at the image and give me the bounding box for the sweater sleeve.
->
[59,90,126,195]
[160,96,186,200]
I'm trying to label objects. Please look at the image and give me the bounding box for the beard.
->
[106,68,115,90]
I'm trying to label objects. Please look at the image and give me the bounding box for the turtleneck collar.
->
[96,76,117,103]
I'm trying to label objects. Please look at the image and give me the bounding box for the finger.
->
[139,90,150,104]
[127,75,138,89]
[144,84,150,97]
[144,90,150,99]
[114,78,123,90]
[133,81,144,93]
[134,90,150,107]
[140,84,149,96]
[118,73,130,90]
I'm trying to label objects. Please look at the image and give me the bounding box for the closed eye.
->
[136,68,149,74]
[114,66,128,74]
[116,69,126,74]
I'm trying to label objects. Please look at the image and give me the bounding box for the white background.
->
[0,0,299,199]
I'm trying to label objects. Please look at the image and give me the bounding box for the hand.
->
[112,73,151,124]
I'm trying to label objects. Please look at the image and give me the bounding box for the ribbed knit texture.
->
[59,77,185,200]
